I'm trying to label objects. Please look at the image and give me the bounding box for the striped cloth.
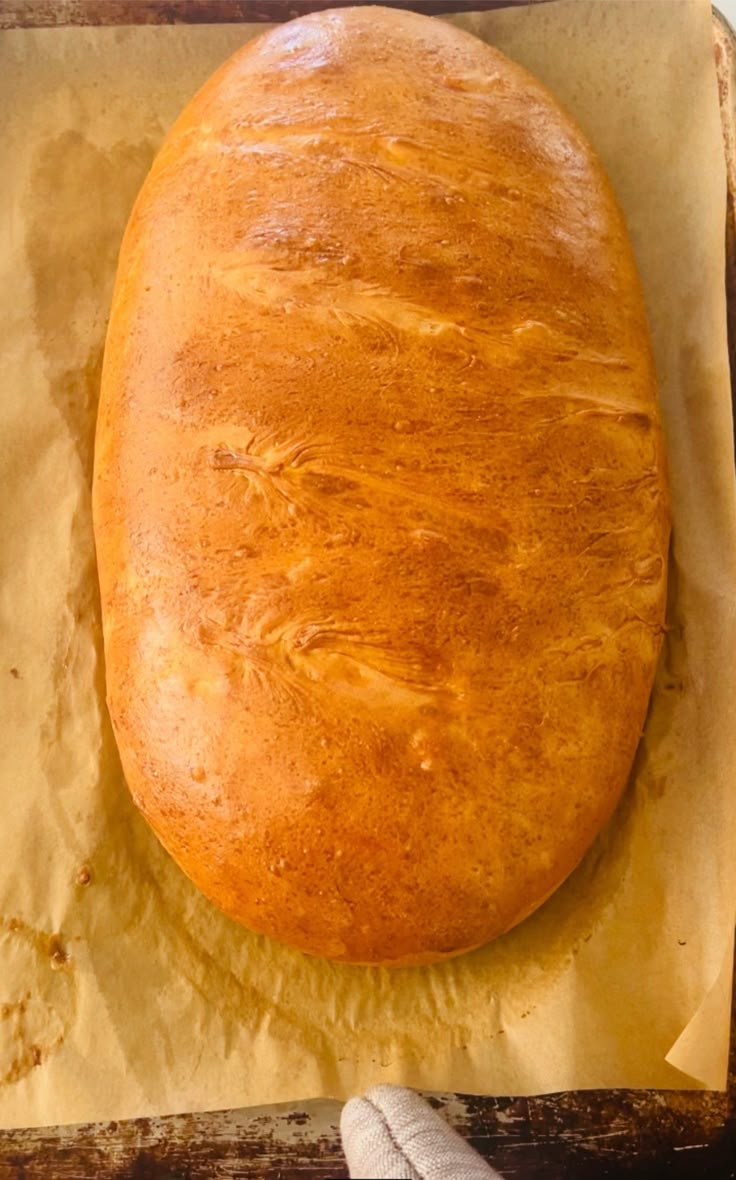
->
[340,1085,504,1179]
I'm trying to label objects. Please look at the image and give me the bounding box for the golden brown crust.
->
[93,5,669,966]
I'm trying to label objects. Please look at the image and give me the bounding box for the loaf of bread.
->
[93,6,669,966]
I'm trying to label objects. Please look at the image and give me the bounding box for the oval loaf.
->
[93,5,670,966]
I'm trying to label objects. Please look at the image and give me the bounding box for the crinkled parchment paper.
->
[0,0,734,1129]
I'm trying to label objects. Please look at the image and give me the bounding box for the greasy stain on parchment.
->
[0,132,156,1086]
[24,129,155,842]
[0,917,74,1087]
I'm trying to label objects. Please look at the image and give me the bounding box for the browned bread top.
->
[93,5,669,965]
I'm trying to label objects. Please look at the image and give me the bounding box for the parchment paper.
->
[0,0,734,1130]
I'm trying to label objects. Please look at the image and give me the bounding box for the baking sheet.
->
[0,0,734,1129]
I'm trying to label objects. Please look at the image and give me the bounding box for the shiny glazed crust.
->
[93,5,670,966]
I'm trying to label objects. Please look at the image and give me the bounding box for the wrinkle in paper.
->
[0,0,734,1129]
